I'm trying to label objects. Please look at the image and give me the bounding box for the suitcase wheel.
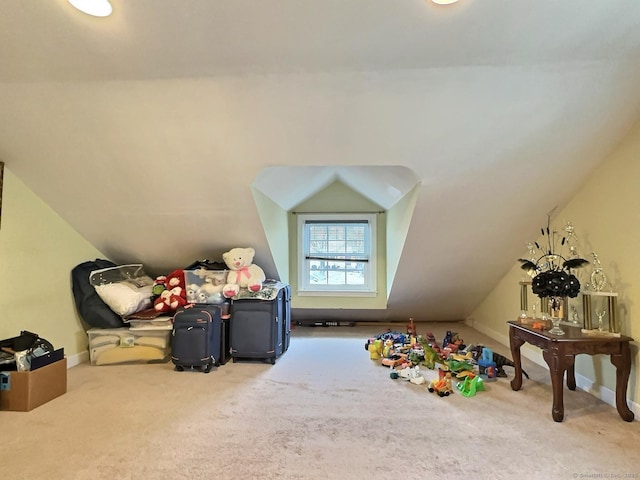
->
[270,357,276,365]
[175,365,185,372]
[203,363,212,373]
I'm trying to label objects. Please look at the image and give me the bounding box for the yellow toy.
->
[369,339,383,360]
[382,338,394,358]
[428,369,454,397]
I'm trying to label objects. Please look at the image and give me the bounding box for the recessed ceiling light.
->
[432,0,460,4]
[67,0,113,17]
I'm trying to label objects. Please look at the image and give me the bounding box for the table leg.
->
[542,349,572,422]
[566,358,576,391]
[610,342,635,422]
[509,328,525,391]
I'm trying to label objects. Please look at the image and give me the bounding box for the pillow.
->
[94,282,153,316]
[89,334,121,348]
[90,264,154,316]
[95,345,167,365]
[91,344,117,362]
[134,336,168,349]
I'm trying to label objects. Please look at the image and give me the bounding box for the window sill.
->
[297,290,378,298]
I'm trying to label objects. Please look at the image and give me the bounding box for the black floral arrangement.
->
[517,212,589,299]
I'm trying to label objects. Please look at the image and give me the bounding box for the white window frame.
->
[297,213,377,297]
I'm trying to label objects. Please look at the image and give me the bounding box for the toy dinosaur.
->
[493,351,529,379]
[417,340,441,369]
[469,345,529,379]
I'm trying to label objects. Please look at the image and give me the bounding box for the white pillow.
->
[135,336,168,349]
[89,334,121,348]
[94,282,153,316]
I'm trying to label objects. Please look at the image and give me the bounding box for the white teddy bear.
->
[222,247,266,298]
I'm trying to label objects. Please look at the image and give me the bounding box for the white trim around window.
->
[297,213,377,297]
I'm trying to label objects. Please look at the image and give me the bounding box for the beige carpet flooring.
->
[2,322,640,480]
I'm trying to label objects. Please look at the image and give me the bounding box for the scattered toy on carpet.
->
[366,325,528,398]
[469,344,529,379]
[428,369,454,397]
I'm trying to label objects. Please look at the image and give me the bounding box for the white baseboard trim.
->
[66,350,89,368]
[572,371,640,420]
[469,319,639,422]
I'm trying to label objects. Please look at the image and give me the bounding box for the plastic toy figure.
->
[382,338,394,358]
[457,374,485,397]
[417,341,440,369]
[381,353,409,368]
[406,317,417,337]
[428,369,454,397]
[442,330,454,348]
[369,339,383,360]
[425,331,439,350]
[398,365,426,385]
[447,359,475,377]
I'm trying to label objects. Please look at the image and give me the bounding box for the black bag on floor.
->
[71,259,125,328]
[171,304,223,373]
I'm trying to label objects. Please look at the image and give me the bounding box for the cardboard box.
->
[0,357,67,411]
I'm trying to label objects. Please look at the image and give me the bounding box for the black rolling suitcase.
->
[281,284,292,354]
[171,304,223,373]
[230,283,289,364]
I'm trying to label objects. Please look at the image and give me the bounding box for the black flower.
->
[531,270,581,298]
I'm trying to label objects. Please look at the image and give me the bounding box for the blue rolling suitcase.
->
[281,284,292,354]
[171,304,222,373]
[230,283,291,365]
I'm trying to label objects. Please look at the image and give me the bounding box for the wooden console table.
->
[508,320,635,422]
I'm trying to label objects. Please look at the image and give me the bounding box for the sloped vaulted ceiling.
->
[2,1,640,321]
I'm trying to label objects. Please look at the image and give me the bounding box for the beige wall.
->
[470,120,640,405]
[0,167,106,358]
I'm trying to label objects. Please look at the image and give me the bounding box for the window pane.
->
[300,215,375,293]
[309,268,327,285]
[327,268,345,285]
[327,240,344,253]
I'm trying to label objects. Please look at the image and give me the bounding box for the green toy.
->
[457,375,485,397]
[418,341,440,369]
[447,359,475,374]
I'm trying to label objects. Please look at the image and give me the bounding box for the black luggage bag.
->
[230,283,291,365]
[71,259,125,329]
[281,284,292,354]
[171,304,225,373]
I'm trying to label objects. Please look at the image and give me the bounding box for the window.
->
[297,213,377,296]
